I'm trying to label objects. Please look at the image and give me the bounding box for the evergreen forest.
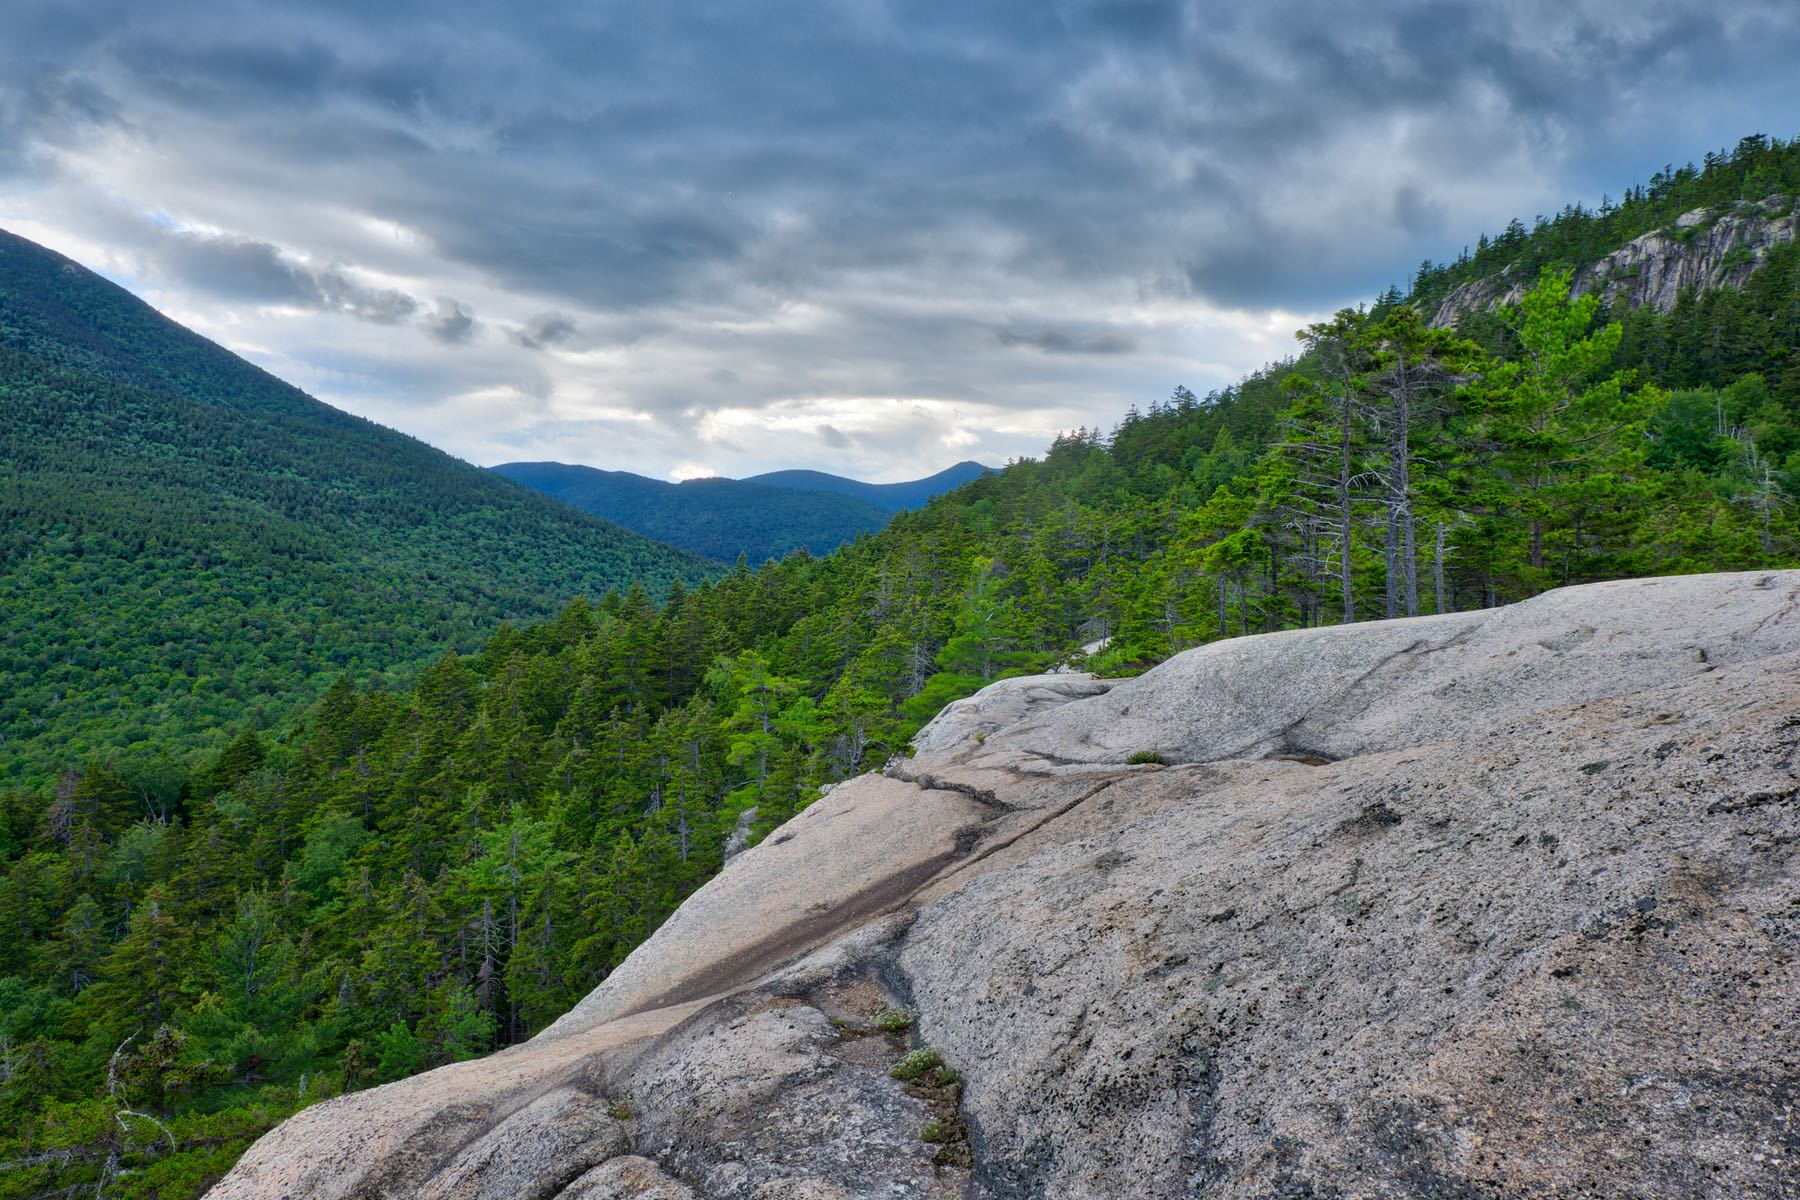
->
[2,138,1799,1197]
[0,230,718,787]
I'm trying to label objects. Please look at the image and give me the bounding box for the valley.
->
[490,460,990,563]
[0,122,1797,1200]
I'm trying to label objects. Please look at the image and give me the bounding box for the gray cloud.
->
[0,0,1796,477]
[154,232,317,304]
[996,327,1137,356]
[424,297,477,344]
[1392,185,1446,239]
[511,311,577,349]
[316,271,418,324]
[0,70,120,177]
[144,230,418,323]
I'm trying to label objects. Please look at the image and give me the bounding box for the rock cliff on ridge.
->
[209,570,1800,1199]
[1428,195,1797,325]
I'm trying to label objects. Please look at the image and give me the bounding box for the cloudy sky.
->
[2,2,1797,481]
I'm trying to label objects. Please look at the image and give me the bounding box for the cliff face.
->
[209,571,1800,1200]
[1429,196,1797,326]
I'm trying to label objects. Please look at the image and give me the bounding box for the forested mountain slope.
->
[1409,134,1799,304]
[0,229,717,784]
[489,461,994,563]
[1427,194,1795,324]
[1409,133,1800,405]
[489,463,894,562]
[0,140,1797,1198]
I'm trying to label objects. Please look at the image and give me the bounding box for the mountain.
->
[3,141,1799,1199]
[1428,194,1797,326]
[489,462,897,562]
[210,571,1800,1199]
[0,228,716,782]
[1406,135,1800,397]
[744,460,992,511]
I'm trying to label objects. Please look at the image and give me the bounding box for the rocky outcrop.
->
[210,571,1800,1199]
[1429,196,1797,326]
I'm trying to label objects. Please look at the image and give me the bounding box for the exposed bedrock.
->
[1428,195,1798,325]
[210,570,1800,1199]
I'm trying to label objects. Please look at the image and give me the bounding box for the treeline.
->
[1061,270,1794,662]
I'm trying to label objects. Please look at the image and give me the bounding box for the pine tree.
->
[1279,309,1376,623]
[1478,269,1655,592]
[1354,306,1482,617]
[76,884,191,1035]
[45,892,108,995]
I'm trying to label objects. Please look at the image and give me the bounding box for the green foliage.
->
[871,1007,917,1032]
[1470,270,1655,594]
[1125,751,1167,765]
[372,1023,425,1083]
[1406,133,1800,318]
[0,229,718,786]
[890,1048,944,1082]
[2,143,1799,1199]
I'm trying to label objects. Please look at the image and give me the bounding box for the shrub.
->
[871,1007,916,1032]
[1125,750,1167,765]
[890,1048,943,1082]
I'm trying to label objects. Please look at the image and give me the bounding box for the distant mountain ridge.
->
[0,227,716,780]
[492,460,993,562]
[744,461,992,511]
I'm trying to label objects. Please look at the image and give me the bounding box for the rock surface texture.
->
[1429,196,1797,326]
[210,571,1800,1199]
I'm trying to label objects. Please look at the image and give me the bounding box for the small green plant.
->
[872,1007,916,1032]
[607,1100,635,1120]
[890,1048,943,1082]
[921,1118,947,1143]
[1125,750,1166,765]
